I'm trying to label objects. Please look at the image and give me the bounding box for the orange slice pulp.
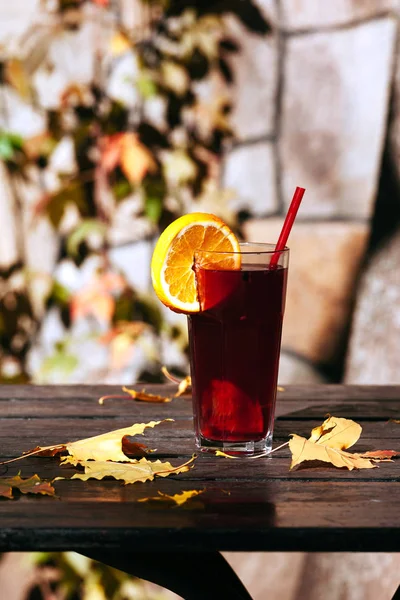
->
[151,213,241,313]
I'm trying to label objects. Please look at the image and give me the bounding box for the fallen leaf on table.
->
[137,489,204,506]
[360,450,399,460]
[1,420,171,465]
[175,376,192,397]
[161,366,192,396]
[56,456,196,484]
[389,419,400,424]
[122,386,172,403]
[0,474,56,499]
[308,415,361,449]
[121,438,149,457]
[289,415,399,471]
[63,420,170,464]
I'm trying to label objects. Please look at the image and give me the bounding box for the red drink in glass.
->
[188,243,289,454]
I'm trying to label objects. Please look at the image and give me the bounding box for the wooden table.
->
[1,385,400,600]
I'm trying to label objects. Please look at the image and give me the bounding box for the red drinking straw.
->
[270,186,305,268]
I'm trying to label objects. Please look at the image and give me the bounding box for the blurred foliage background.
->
[0,0,269,387]
[0,1,268,598]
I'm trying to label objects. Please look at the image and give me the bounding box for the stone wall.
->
[222,0,400,383]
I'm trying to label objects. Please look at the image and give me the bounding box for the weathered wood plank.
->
[1,453,399,482]
[1,397,399,420]
[0,417,398,444]
[0,384,399,401]
[0,480,399,552]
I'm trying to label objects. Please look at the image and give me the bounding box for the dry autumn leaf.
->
[63,420,169,464]
[0,474,56,499]
[1,420,170,465]
[308,416,362,450]
[121,438,149,458]
[161,366,192,396]
[56,456,195,484]
[122,386,172,403]
[289,416,399,471]
[138,490,204,506]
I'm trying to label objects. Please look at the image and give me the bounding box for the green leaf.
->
[66,219,107,258]
[50,281,72,306]
[0,132,23,160]
[39,348,78,380]
[112,178,133,201]
[145,195,163,224]
[137,75,158,99]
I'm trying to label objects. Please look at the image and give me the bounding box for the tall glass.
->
[188,243,289,455]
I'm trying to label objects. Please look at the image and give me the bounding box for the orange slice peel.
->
[151,213,240,313]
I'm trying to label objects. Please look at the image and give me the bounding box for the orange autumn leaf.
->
[359,450,399,460]
[71,291,114,323]
[0,474,56,499]
[120,133,157,185]
[100,133,124,172]
[100,133,156,184]
[70,272,126,324]
[121,437,149,457]
[289,416,400,471]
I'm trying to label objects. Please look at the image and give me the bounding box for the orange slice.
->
[151,213,241,313]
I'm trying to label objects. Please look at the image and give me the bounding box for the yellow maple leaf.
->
[138,489,204,506]
[289,435,377,471]
[289,416,399,470]
[57,456,195,484]
[308,416,362,450]
[63,420,170,463]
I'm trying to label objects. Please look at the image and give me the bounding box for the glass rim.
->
[194,242,289,256]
